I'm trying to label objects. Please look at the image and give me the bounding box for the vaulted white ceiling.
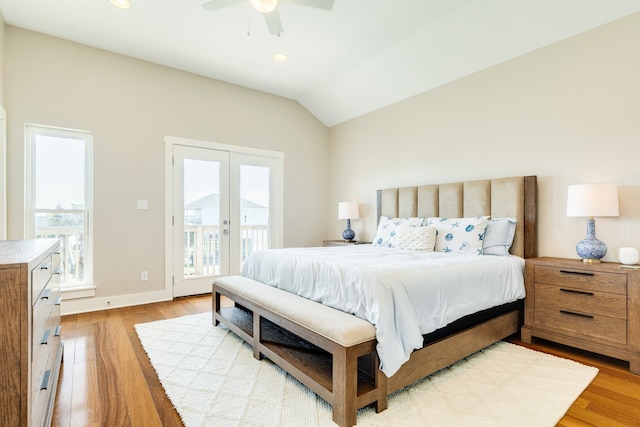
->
[1,0,639,127]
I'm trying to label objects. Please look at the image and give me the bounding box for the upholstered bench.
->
[212,275,386,427]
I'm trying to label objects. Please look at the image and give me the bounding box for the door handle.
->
[223,229,229,235]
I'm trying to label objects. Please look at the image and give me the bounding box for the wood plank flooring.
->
[53,295,640,426]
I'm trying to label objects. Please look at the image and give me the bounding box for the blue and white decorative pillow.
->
[426,216,489,255]
[373,216,425,247]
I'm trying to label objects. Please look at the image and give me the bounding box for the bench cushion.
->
[214,276,376,347]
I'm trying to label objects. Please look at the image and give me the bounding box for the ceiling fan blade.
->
[201,0,244,12]
[263,8,284,35]
[280,0,334,10]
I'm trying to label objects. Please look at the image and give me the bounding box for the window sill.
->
[60,284,96,300]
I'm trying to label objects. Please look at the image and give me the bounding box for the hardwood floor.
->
[53,295,640,426]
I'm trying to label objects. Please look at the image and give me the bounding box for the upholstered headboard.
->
[376,176,537,258]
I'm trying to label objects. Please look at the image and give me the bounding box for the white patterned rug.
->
[135,312,598,427]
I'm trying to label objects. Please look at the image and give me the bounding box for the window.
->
[26,124,93,288]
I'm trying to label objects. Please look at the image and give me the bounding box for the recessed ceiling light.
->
[111,0,131,9]
[273,53,288,62]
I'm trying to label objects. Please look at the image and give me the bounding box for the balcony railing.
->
[35,227,85,285]
[36,224,269,283]
[183,224,269,278]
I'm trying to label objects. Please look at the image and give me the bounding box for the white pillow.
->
[391,225,436,251]
[426,216,489,255]
[482,218,517,256]
[373,216,425,247]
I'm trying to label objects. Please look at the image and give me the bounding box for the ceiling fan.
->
[201,0,335,35]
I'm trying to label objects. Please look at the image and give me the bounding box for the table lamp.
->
[566,184,619,263]
[338,202,359,242]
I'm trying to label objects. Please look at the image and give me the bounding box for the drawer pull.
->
[41,288,52,300]
[40,370,51,391]
[40,329,51,345]
[560,310,594,320]
[559,269,594,276]
[560,288,594,296]
[55,296,62,306]
[40,262,51,271]
[55,325,62,337]
[53,268,62,275]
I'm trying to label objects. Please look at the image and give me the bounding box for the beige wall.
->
[328,12,640,262]
[0,12,4,104]
[5,27,329,307]
[4,12,640,312]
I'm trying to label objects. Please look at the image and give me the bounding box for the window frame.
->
[25,124,94,292]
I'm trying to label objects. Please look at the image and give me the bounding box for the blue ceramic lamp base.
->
[576,218,607,263]
[342,219,355,242]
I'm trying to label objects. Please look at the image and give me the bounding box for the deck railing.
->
[36,224,270,283]
[183,224,269,277]
[35,227,85,284]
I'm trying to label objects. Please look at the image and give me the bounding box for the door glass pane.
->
[183,158,220,278]
[240,165,270,266]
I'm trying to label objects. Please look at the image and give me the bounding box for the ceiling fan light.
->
[111,0,131,8]
[250,0,278,13]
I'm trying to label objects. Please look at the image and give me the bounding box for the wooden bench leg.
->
[253,312,263,360]
[212,289,220,326]
[374,354,388,413]
[332,347,358,427]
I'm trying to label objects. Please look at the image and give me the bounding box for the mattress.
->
[242,245,525,376]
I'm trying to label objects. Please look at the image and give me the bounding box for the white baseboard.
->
[61,289,174,315]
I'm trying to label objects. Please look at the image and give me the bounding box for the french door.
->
[167,138,283,297]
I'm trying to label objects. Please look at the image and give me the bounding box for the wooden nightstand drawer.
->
[535,265,626,295]
[534,304,627,344]
[535,283,627,320]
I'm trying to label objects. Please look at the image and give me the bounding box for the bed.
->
[213,175,537,426]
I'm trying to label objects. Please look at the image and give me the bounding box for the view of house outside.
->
[183,161,270,278]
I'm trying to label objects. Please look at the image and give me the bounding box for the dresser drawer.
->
[31,254,53,304]
[535,265,627,295]
[31,342,61,427]
[32,281,60,373]
[535,304,627,344]
[32,320,58,378]
[535,283,627,320]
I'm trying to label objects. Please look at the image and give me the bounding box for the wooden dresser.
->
[0,239,63,426]
[521,257,639,375]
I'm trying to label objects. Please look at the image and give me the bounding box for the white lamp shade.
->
[338,202,359,220]
[566,184,619,217]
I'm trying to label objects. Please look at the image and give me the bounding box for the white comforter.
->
[241,245,525,377]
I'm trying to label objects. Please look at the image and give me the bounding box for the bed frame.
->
[213,175,537,426]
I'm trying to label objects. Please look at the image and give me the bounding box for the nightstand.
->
[323,240,371,247]
[521,257,640,375]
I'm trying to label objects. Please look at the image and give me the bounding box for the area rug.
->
[135,312,598,427]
